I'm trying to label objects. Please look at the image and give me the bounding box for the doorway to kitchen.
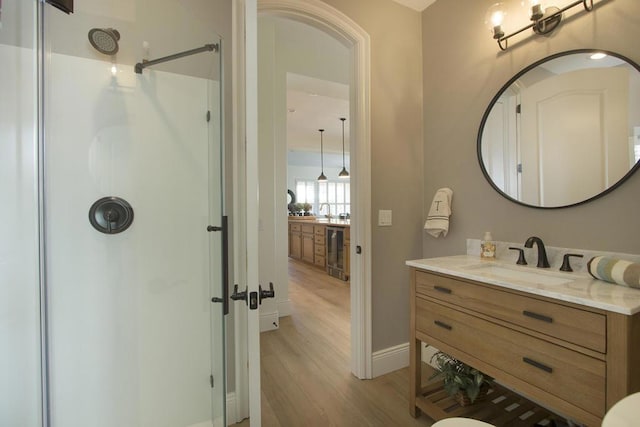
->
[257,0,373,380]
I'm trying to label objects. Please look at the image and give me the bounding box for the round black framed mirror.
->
[478,49,640,209]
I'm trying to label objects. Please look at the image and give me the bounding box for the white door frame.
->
[231,0,372,422]
[230,0,253,424]
[257,0,372,380]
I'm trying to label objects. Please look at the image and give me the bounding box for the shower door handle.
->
[208,216,229,315]
[221,216,229,315]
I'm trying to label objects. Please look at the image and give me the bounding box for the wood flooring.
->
[235,259,434,427]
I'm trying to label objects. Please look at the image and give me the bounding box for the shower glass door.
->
[43,1,226,426]
[0,1,42,426]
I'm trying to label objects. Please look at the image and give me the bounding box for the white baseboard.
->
[226,392,237,425]
[260,310,280,332]
[278,298,292,317]
[372,342,409,378]
[422,343,439,368]
[371,342,440,378]
[258,298,291,332]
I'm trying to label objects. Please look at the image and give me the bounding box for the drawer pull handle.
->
[434,320,452,330]
[522,310,553,323]
[434,286,452,294]
[522,357,553,373]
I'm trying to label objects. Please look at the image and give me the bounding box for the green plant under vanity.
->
[429,351,493,405]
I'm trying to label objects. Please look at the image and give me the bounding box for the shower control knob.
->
[89,197,134,234]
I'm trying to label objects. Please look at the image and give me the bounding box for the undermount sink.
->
[462,263,576,286]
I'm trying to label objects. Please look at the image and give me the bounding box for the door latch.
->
[230,284,248,304]
[238,283,276,310]
[259,282,275,304]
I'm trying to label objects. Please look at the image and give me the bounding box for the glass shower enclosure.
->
[1,1,227,426]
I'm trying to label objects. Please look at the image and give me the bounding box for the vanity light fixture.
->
[491,0,596,51]
[485,3,507,40]
[338,117,349,178]
[317,129,327,182]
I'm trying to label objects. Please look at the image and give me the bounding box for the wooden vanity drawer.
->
[314,225,325,236]
[314,244,325,256]
[416,297,606,416]
[415,270,606,353]
[314,235,325,245]
[301,224,315,234]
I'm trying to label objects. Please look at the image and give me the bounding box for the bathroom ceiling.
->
[390,0,437,12]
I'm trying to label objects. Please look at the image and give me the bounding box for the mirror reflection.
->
[478,50,640,208]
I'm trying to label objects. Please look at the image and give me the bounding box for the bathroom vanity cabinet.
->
[409,267,640,426]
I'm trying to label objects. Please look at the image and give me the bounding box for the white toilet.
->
[601,392,640,427]
[431,418,496,427]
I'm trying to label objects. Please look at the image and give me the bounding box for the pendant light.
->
[317,129,327,182]
[338,117,349,178]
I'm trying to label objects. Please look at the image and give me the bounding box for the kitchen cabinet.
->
[288,223,302,259]
[301,223,315,264]
[314,225,326,268]
[343,227,350,280]
[288,219,350,279]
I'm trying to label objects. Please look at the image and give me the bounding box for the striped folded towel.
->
[424,188,453,238]
[587,256,640,288]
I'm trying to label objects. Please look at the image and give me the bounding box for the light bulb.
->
[485,3,507,39]
[529,0,544,20]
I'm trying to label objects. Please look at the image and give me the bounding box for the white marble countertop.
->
[406,255,640,315]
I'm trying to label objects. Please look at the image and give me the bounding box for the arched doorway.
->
[258,0,372,380]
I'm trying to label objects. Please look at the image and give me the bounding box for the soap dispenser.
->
[481,232,496,260]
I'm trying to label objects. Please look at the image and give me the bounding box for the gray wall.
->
[320,0,425,352]
[422,0,640,258]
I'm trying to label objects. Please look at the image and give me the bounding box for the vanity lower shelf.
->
[417,377,561,426]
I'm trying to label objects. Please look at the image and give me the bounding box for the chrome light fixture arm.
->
[496,0,594,51]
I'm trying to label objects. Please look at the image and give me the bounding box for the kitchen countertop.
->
[407,255,640,315]
[288,217,350,227]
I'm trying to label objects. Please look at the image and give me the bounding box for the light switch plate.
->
[378,209,392,226]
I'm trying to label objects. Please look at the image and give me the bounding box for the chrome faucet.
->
[524,236,550,268]
[319,203,332,218]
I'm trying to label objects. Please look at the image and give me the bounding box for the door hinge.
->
[517,163,523,173]
[210,374,214,388]
[206,110,211,122]
[516,104,521,114]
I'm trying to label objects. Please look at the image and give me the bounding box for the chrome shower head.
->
[88,28,120,55]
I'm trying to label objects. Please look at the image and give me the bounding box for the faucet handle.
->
[560,253,584,272]
[508,247,528,265]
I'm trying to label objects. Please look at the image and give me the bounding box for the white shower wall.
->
[45,53,223,427]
